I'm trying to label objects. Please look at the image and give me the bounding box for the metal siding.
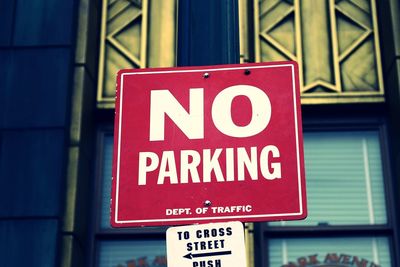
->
[0,130,65,217]
[0,48,71,128]
[13,0,75,46]
[0,220,58,267]
[0,0,14,46]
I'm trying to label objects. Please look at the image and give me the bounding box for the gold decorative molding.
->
[97,0,148,108]
[254,0,384,104]
[147,0,176,68]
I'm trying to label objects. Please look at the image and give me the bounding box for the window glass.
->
[100,134,113,229]
[99,134,166,230]
[98,240,167,267]
[271,131,387,226]
[269,237,391,267]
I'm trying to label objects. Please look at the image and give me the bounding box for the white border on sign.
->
[115,64,303,224]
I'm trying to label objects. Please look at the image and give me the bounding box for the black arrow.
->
[183,251,232,260]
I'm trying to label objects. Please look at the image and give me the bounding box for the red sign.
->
[111,61,306,227]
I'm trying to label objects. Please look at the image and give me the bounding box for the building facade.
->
[0,0,399,267]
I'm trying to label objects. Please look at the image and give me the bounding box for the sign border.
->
[113,63,304,224]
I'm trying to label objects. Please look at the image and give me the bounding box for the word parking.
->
[139,86,281,185]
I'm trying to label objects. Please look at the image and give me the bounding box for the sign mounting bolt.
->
[244,69,251,75]
[204,200,212,207]
[203,73,210,79]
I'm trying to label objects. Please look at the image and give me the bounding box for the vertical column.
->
[61,0,99,266]
[177,0,240,66]
[148,0,176,67]
[378,0,400,261]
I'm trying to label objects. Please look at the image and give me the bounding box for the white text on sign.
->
[149,85,271,140]
[139,85,282,185]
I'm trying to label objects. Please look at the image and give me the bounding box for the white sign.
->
[166,221,247,267]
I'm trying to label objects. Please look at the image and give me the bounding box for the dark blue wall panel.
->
[0,0,15,46]
[0,51,13,120]
[0,129,65,217]
[14,0,75,46]
[0,48,71,128]
[0,0,77,266]
[0,220,58,267]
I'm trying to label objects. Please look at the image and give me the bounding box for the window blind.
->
[101,131,387,228]
[269,237,391,267]
[99,240,166,267]
[100,134,113,229]
[270,131,387,226]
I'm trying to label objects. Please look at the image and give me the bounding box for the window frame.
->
[254,118,398,267]
[89,124,169,267]
[90,118,399,267]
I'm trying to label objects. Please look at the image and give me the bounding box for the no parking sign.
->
[111,61,307,227]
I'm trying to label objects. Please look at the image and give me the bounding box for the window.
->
[93,125,395,267]
[99,133,112,229]
[271,131,387,227]
[98,240,166,267]
[92,130,168,267]
[256,126,395,267]
[269,237,391,266]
